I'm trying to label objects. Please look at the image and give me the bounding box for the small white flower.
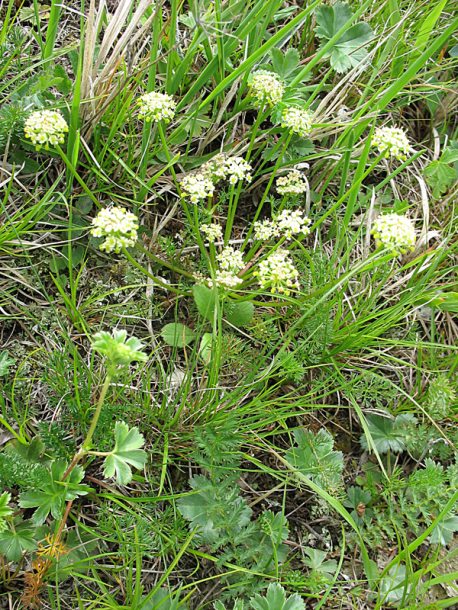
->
[217,246,245,273]
[201,223,223,243]
[91,206,139,253]
[248,70,284,108]
[208,271,243,289]
[276,169,308,195]
[180,173,215,203]
[372,213,416,254]
[255,248,299,295]
[254,219,278,241]
[275,209,311,239]
[372,127,412,161]
[24,110,68,149]
[281,106,313,138]
[137,91,176,123]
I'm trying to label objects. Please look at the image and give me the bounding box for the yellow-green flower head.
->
[372,213,416,254]
[137,91,176,123]
[281,106,313,138]
[372,126,412,161]
[90,206,139,253]
[92,329,148,372]
[255,248,299,295]
[24,109,68,150]
[248,70,284,108]
[203,153,252,185]
[276,169,308,195]
[180,173,215,203]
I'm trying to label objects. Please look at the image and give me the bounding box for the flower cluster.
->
[281,106,313,138]
[180,173,215,203]
[276,209,311,239]
[248,70,284,107]
[254,209,311,241]
[255,248,299,295]
[372,126,412,161]
[90,206,139,253]
[203,153,252,185]
[200,223,223,244]
[372,213,416,254]
[137,91,176,123]
[24,110,68,149]
[276,169,308,195]
[207,246,245,289]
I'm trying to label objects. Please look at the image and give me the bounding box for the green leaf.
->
[285,429,343,494]
[429,514,458,546]
[379,564,411,604]
[302,547,338,575]
[423,145,458,198]
[0,519,37,561]
[315,2,374,73]
[103,421,147,486]
[198,333,214,365]
[140,588,187,610]
[0,492,13,532]
[193,284,217,322]
[250,582,305,610]
[161,323,196,348]
[19,460,91,525]
[0,351,15,377]
[360,412,416,454]
[224,301,255,327]
[270,47,301,81]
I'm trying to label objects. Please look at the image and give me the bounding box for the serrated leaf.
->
[285,429,343,494]
[360,412,416,454]
[250,582,305,610]
[19,460,91,525]
[161,323,196,348]
[0,519,37,561]
[0,492,13,532]
[224,301,254,327]
[0,351,15,377]
[315,2,374,73]
[193,284,217,322]
[103,421,147,485]
[429,514,458,546]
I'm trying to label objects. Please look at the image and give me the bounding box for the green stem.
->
[82,373,112,451]
[123,247,187,295]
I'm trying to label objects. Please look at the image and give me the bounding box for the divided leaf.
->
[360,412,416,454]
[0,518,37,561]
[0,492,13,532]
[103,421,147,485]
[285,428,343,494]
[250,582,305,610]
[315,2,374,73]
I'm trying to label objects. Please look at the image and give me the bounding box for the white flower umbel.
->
[276,169,308,195]
[180,173,215,203]
[137,91,176,123]
[201,223,223,244]
[248,70,284,108]
[372,213,416,254]
[254,219,278,241]
[91,206,139,253]
[256,248,299,295]
[275,209,311,239]
[208,270,243,289]
[372,127,412,161]
[203,154,252,185]
[281,106,313,138]
[216,246,245,273]
[24,110,68,150]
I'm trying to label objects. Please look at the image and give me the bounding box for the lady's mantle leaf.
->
[315,2,374,73]
[103,421,147,486]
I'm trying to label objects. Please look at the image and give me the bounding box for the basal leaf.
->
[250,583,305,610]
[0,519,37,561]
[161,323,196,347]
